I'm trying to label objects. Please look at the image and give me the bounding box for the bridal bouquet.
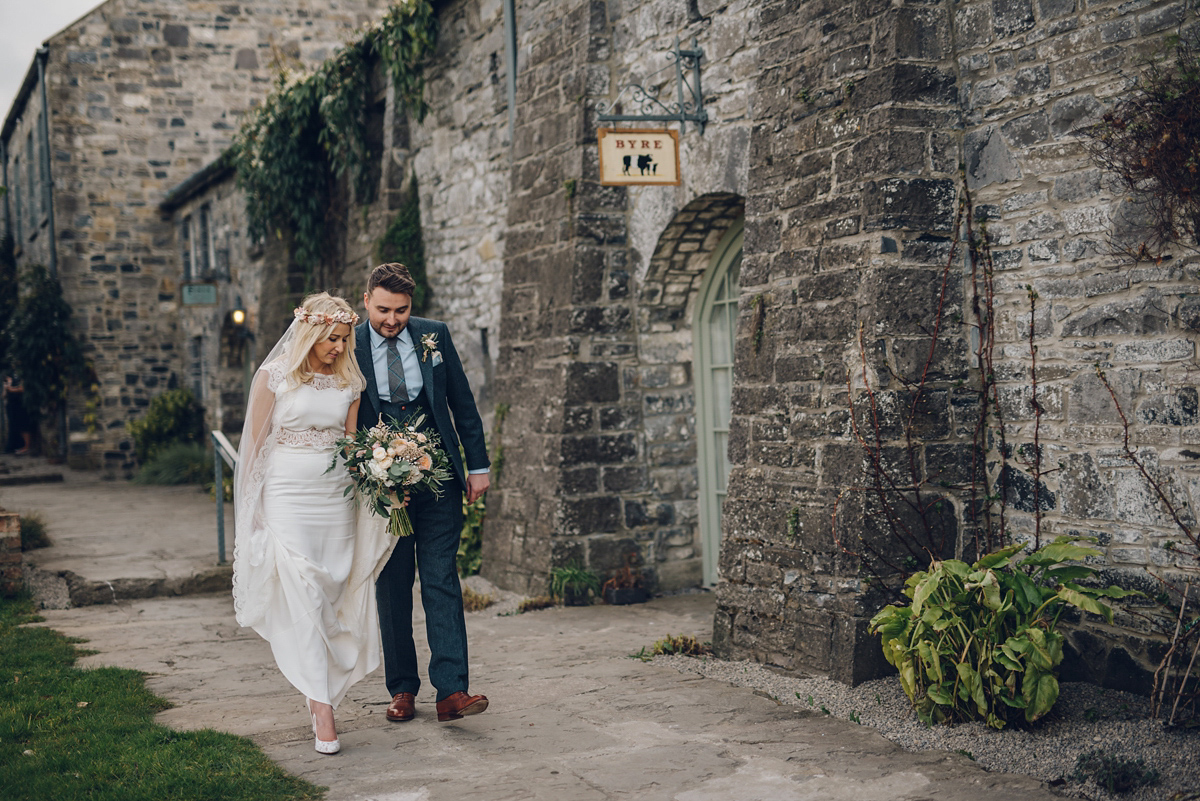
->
[330,415,452,537]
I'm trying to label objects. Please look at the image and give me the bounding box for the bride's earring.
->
[307,698,340,755]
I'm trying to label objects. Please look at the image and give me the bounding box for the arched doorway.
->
[694,221,742,586]
[625,193,744,591]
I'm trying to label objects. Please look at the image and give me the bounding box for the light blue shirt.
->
[369,323,422,403]
[368,323,488,475]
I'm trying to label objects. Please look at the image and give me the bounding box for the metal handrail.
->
[212,431,238,564]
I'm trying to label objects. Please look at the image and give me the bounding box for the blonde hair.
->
[283,293,366,391]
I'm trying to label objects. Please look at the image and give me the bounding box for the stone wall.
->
[482,0,760,594]
[719,0,1198,689]
[166,0,514,441]
[3,0,383,471]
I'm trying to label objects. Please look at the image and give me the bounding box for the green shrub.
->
[1073,750,1160,793]
[375,173,430,314]
[869,536,1141,729]
[457,495,485,577]
[19,513,51,551]
[126,389,206,464]
[133,442,212,486]
[2,264,89,420]
[548,562,600,603]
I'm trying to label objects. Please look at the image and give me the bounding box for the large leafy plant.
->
[869,537,1141,729]
[3,264,89,418]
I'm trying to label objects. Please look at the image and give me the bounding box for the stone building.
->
[9,0,1199,692]
[1,0,386,468]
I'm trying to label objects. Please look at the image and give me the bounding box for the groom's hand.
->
[466,473,490,504]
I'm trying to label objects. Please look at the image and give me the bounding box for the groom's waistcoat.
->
[354,318,484,493]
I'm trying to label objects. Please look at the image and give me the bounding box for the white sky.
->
[1,0,105,119]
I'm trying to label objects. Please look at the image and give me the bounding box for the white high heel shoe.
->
[307,699,340,755]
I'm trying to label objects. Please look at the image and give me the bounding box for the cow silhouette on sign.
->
[637,154,655,175]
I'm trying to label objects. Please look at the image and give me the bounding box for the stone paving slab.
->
[37,592,1061,801]
[2,464,231,605]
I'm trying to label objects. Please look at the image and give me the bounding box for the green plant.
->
[126,389,206,465]
[751,293,766,353]
[785,506,801,543]
[515,595,555,614]
[651,634,712,656]
[18,514,50,551]
[232,1,437,284]
[457,495,485,577]
[132,442,212,486]
[3,265,89,421]
[0,594,322,800]
[631,634,712,661]
[1072,750,1160,794]
[548,562,600,603]
[490,403,509,482]
[1080,27,1200,255]
[0,235,17,367]
[206,473,233,503]
[375,173,430,314]
[869,537,1142,729]
[601,551,644,593]
[461,585,494,612]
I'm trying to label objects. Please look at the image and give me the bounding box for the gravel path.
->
[654,653,1199,801]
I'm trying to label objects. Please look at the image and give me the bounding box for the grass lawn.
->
[0,593,323,801]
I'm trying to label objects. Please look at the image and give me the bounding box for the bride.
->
[232,292,394,755]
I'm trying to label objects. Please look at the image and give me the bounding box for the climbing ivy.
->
[376,174,430,314]
[231,0,437,284]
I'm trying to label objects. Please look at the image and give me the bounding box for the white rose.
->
[372,446,387,461]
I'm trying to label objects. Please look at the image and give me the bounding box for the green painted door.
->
[694,221,742,586]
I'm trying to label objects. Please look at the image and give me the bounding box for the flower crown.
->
[293,307,360,326]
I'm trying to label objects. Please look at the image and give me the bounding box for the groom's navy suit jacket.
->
[354,317,489,493]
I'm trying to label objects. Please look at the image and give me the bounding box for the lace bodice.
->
[267,363,359,449]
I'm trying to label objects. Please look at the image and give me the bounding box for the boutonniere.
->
[420,332,440,363]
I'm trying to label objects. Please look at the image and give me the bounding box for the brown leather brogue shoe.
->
[386,692,416,722]
[436,691,488,722]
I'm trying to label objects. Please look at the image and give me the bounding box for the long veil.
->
[231,319,302,629]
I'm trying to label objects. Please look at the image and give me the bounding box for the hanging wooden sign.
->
[597,128,680,186]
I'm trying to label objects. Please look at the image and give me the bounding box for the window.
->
[26,131,37,223]
[188,336,204,400]
[197,204,213,277]
[38,115,51,217]
[694,220,742,587]
[11,157,22,242]
[180,214,193,280]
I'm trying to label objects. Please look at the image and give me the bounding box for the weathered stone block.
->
[992,0,1034,37]
[558,496,620,536]
[862,178,956,232]
[1137,388,1198,427]
[1049,94,1102,136]
[965,125,1021,188]
[564,362,619,404]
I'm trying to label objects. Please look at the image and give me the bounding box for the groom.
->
[355,262,491,723]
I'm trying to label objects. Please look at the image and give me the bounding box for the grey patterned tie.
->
[386,338,407,403]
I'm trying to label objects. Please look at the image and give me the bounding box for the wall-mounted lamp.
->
[231,297,247,328]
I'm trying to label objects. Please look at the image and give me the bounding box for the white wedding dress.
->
[232,361,394,708]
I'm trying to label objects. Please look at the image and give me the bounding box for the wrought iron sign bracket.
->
[597,37,708,135]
